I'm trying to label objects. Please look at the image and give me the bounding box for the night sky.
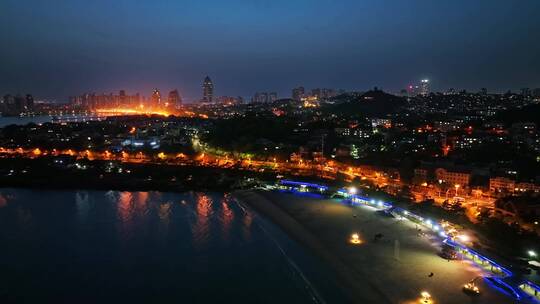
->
[1,0,540,102]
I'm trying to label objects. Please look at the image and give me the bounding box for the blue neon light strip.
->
[443,239,513,277]
[523,280,540,296]
[484,276,521,300]
[280,180,328,190]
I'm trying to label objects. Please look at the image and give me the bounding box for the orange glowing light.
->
[442,145,450,156]
[129,127,136,134]
[95,107,171,117]
[157,152,166,160]
[32,148,42,156]
[350,233,362,244]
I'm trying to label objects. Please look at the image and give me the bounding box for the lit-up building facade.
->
[202,76,214,103]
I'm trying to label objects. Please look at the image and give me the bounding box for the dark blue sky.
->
[1,0,540,102]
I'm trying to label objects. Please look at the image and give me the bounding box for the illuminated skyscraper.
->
[118,90,126,106]
[202,76,213,103]
[420,79,430,96]
[168,89,182,108]
[151,88,161,106]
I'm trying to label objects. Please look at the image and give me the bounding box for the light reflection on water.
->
[192,192,213,249]
[0,188,346,303]
[0,193,7,208]
[221,196,234,241]
[75,191,90,220]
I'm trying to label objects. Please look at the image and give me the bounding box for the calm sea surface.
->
[0,115,105,128]
[0,189,346,303]
[0,116,53,127]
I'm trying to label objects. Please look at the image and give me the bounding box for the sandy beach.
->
[234,189,515,304]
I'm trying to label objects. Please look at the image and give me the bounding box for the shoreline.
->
[233,190,392,304]
[0,157,274,193]
[234,189,515,304]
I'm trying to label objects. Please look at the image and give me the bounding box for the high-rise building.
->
[14,95,26,112]
[311,88,336,99]
[521,88,531,96]
[253,92,268,103]
[1,94,14,114]
[268,92,277,103]
[151,88,161,106]
[202,76,214,103]
[292,86,305,101]
[0,94,30,115]
[253,92,278,103]
[25,94,34,111]
[407,85,419,97]
[533,88,540,97]
[168,90,182,108]
[118,90,126,107]
[420,79,430,96]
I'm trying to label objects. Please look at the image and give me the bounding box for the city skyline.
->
[2,0,540,101]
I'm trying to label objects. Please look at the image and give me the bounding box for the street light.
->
[454,184,460,197]
[457,234,470,242]
[348,187,357,195]
[420,291,432,304]
[528,250,537,258]
[350,233,362,244]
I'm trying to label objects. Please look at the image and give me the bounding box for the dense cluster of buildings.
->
[2,83,540,227]
[404,79,431,97]
[69,88,183,111]
[291,86,340,101]
[1,94,35,116]
[252,92,278,103]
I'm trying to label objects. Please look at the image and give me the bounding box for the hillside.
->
[324,89,406,117]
